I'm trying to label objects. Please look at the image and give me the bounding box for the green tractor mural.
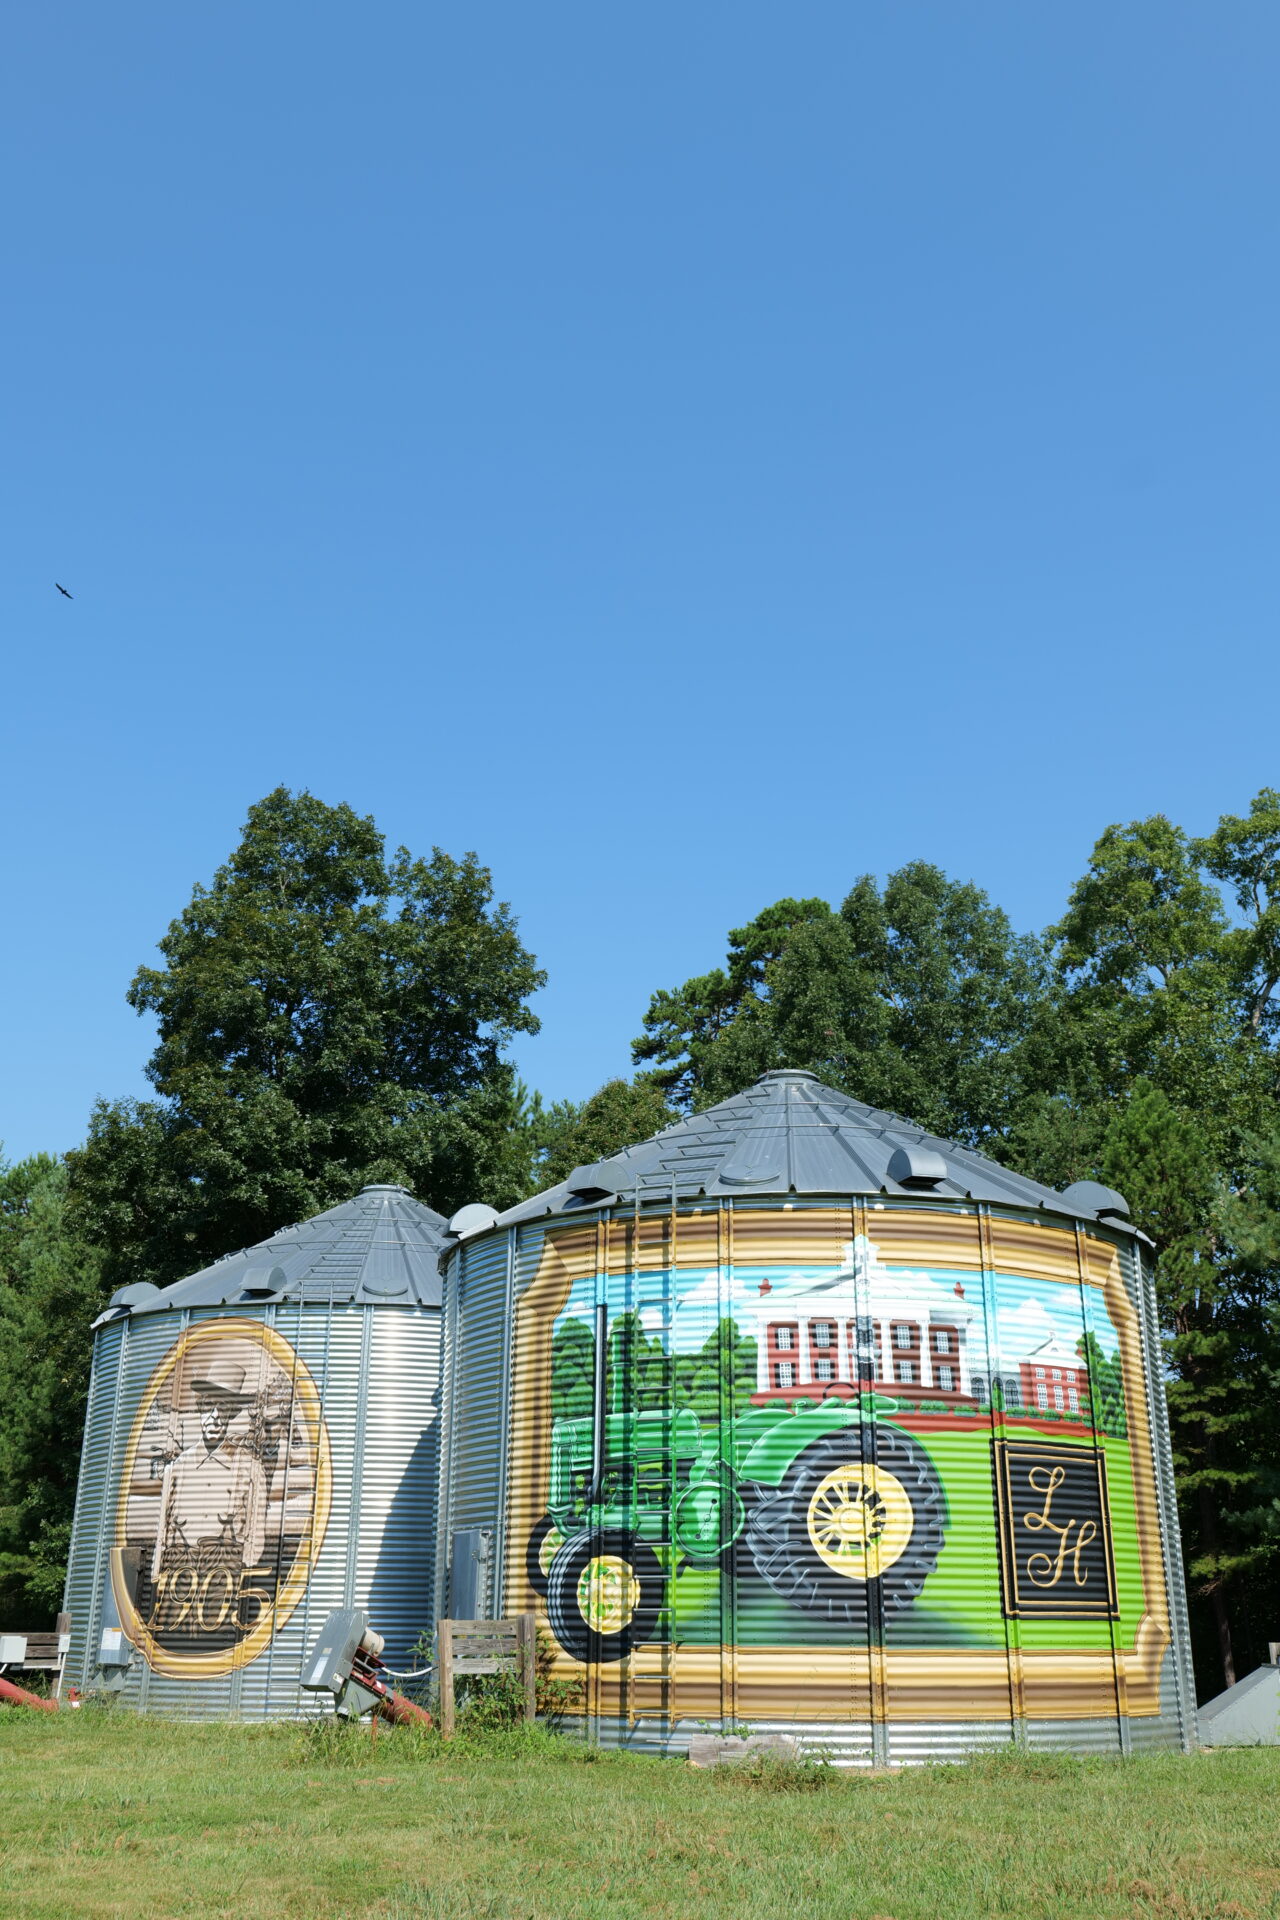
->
[527,1305,948,1663]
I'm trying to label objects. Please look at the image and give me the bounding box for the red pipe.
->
[0,1674,58,1713]
[378,1688,432,1729]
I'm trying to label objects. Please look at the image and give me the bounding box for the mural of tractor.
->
[528,1236,1131,1667]
[527,1333,947,1664]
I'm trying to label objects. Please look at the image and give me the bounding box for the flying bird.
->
[55,583,73,599]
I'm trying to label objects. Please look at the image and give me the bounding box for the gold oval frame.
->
[112,1318,332,1680]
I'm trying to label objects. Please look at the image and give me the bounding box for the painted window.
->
[893,1324,913,1350]
[937,1364,955,1391]
[933,1330,951,1354]
[775,1361,795,1388]
[813,1321,834,1348]
[894,1360,917,1384]
[1054,1386,1064,1409]
[1068,1388,1079,1412]
[1052,1369,1062,1382]
[1037,1384,1049,1409]
[814,1358,836,1382]
[1035,1367,1046,1379]
[775,1327,794,1351]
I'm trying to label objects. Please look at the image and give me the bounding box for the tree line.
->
[2,783,1279,1700]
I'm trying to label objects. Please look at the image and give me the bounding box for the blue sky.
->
[3,4,1279,1162]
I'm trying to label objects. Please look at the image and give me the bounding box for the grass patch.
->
[0,1710,1277,1918]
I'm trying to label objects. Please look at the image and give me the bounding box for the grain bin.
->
[64,1184,445,1717]
[437,1070,1196,1762]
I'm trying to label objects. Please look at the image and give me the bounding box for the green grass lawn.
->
[1,1710,1277,1920]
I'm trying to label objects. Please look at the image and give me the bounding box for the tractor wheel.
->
[525,1514,567,1598]
[746,1425,945,1626]
[545,1529,665,1665]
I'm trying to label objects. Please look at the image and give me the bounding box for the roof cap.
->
[485,1070,1145,1238]
[99,1184,449,1321]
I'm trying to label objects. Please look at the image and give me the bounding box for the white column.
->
[956,1326,971,1396]
[797,1318,812,1384]
[918,1318,932,1389]
[756,1318,770,1394]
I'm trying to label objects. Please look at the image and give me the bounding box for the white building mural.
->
[749,1236,977,1401]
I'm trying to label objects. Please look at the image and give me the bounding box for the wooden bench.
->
[0,1613,72,1698]
[436,1616,537,1739]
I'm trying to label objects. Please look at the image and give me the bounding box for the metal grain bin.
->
[437,1071,1196,1762]
[64,1184,445,1717]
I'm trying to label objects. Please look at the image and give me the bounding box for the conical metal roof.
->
[497,1070,1134,1234]
[100,1184,448,1321]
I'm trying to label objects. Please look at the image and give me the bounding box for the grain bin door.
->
[448,1527,494,1620]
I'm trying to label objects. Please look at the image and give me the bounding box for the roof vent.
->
[106,1282,161,1313]
[887,1146,948,1190]
[242,1265,286,1298]
[565,1163,624,1202]
[448,1203,501,1239]
[1059,1181,1131,1222]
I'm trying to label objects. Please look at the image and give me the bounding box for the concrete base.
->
[1198,1663,1280,1746]
[687,1733,800,1768]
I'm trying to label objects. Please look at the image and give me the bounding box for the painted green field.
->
[1,1711,1277,1920]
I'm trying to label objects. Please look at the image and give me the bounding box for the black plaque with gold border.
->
[993,1439,1118,1619]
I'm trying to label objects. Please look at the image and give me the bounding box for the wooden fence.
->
[436,1616,537,1739]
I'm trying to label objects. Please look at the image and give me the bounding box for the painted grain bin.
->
[64,1184,446,1717]
[437,1070,1196,1762]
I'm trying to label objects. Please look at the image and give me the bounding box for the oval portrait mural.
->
[112,1319,331,1678]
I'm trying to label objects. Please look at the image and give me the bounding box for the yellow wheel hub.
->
[806,1462,914,1580]
[576,1555,640,1636]
[537,1527,565,1579]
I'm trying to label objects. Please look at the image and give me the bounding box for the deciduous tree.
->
[68,787,546,1289]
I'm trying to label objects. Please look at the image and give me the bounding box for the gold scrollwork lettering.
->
[1072,1519,1098,1586]
[1022,1464,1088,1591]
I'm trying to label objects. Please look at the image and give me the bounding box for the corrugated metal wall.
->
[436,1229,512,1620]
[63,1300,440,1717]
[1130,1239,1199,1749]
[443,1192,1195,1764]
[63,1318,126,1694]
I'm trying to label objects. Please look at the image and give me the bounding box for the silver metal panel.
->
[85,1311,193,1708]
[62,1320,124,1692]
[578,1711,1177,1765]
[439,1231,509,1618]
[349,1310,441,1659]
[886,1720,1017,1765]
[1024,1716,1126,1754]
[447,1526,494,1619]
[1129,1239,1197,1749]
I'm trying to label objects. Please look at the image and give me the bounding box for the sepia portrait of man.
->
[151,1356,269,1590]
